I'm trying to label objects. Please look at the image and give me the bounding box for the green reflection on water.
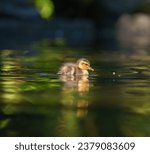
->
[0,47,150,137]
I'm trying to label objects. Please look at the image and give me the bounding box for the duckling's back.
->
[58,63,77,75]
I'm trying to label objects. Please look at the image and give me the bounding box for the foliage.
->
[34,0,54,19]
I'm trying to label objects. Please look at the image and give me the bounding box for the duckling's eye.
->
[83,63,88,66]
[81,62,86,65]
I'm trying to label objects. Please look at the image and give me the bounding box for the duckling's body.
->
[58,58,94,75]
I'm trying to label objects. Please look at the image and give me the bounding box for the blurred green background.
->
[0,0,150,49]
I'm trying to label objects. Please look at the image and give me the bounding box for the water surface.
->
[0,47,150,136]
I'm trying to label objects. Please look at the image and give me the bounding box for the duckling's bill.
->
[88,67,94,71]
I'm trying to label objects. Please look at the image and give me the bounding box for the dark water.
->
[0,47,150,137]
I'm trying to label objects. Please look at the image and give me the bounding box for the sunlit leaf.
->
[0,119,10,129]
[35,0,54,19]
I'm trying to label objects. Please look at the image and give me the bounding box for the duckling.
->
[58,58,94,75]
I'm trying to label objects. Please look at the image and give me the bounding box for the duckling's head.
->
[77,58,94,71]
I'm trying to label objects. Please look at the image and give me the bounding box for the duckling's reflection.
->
[59,75,90,118]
